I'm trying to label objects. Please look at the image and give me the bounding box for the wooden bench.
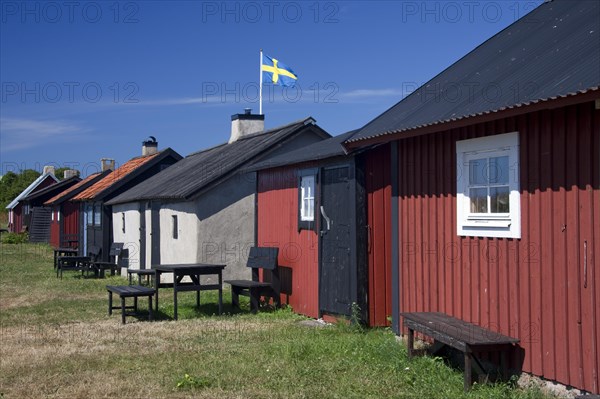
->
[90,243,126,278]
[225,247,281,314]
[106,285,155,324]
[401,312,519,391]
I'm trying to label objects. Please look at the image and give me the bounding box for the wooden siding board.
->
[566,104,584,389]
[578,102,596,393]
[594,105,600,394]
[552,106,570,385]
[538,109,554,380]
[365,144,392,326]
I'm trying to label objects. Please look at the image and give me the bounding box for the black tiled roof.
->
[348,0,600,144]
[107,118,328,204]
[247,130,358,171]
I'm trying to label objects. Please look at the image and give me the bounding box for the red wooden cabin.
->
[6,172,58,233]
[44,171,110,249]
[344,0,599,393]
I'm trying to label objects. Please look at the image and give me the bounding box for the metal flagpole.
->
[259,49,263,115]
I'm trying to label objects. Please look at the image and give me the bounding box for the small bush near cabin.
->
[1,232,28,244]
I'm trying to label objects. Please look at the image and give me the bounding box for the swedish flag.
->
[262,54,298,87]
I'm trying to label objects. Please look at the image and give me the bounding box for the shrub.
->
[1,232,29,244]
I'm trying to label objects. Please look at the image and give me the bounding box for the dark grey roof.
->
[247,130,358,171]
[348,0,600,144]
[22,176,82,202]
[107,118,329,204]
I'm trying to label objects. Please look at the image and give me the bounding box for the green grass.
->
[0,242,552,398]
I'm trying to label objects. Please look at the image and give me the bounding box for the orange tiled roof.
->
[44,173,101,205]
[73,153,159,201]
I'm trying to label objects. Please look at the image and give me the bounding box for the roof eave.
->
[344,89,600,150]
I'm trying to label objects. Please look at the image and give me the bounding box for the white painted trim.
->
[456,132,521,239]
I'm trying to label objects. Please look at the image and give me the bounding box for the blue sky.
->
[1,0,543,176]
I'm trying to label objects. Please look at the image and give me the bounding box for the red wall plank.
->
[365,144,392,326]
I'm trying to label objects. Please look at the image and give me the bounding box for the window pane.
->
[86,205,93,226]
[469,188,488,213]
[300,175,315,222]
[490,186,510,213]
[94,205,101,226]
[489,156,509,184]
[469,158,487,185]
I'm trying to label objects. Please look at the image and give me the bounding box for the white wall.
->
[159,201,199,265]
[112,203,141,273]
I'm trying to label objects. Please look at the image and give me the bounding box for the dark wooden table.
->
[401,312,519,391]
[154,263,226,320]
[53,247,77,269]
[56,256,91,279]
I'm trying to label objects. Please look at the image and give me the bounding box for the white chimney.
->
[63,169,79,179]
[142,136,158,156]
[43,165,55,175]
[229,109,265,143]
[101,158,115,172]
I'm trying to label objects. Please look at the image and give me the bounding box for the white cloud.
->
[0,117,90,152]
[340,88,406,100]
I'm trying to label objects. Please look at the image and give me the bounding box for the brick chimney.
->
[101,158,115,172]
[43,165,55,175]
[142,136,158,156]
[229,109,265,143]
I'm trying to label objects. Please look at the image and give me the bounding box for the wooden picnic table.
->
[401,312,519,391]
[53,247,78,269]
[154,263,226,320]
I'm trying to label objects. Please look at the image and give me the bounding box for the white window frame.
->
[456,132,520,239]
[300,175,315,222]
[57,210,60,222]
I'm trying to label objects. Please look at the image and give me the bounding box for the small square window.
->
[298,169,318,231]
[456,132,520,238]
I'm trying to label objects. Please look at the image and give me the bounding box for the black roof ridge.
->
[186,117,314,157]
[246,129,359,172]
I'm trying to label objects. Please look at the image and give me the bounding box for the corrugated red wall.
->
[365,145,393,326]
[62,201,80,247]
[10,204,23,233]
[49,206,60,248]
[396,100,599,393]
[257,167,320,318]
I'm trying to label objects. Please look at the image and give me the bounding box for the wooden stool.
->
[106,285,155,324]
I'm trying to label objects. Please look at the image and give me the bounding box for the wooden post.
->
[464,352,472,391]
[407,328,414,358]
